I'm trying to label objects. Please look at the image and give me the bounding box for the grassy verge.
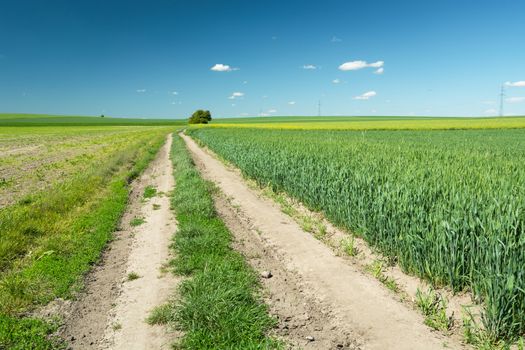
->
[0,131,168,349]
[150,133,280,349]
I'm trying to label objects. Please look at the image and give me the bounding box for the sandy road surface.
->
[62,133,177,349]
[182,132,463,350]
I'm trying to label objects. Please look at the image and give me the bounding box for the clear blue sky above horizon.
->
[1,0,524,119]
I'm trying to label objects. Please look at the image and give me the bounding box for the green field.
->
[0,113,185,126]
[0,123,175,348]
[205,115,525,130]
[189,126,525,341]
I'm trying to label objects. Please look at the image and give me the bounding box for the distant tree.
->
[188,110,212,124]
[100,114,105,118]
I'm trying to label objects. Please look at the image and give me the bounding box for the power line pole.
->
[317,100,321,116]
[499,85,505,117]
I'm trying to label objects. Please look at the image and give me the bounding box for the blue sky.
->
[1,0,524,119]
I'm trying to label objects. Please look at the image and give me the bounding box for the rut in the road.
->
[62,134,178,350]
[182,132,465,350]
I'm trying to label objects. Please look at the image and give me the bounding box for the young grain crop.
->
[189,127,525,342]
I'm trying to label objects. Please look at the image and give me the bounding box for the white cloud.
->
[288,101,296,105]
[242,81,248,84]
[505,81,525,87]
[228,92,244,99]
[211,63,238,72]
[172,91,178,95]
[339,60,384,71]
[231,104,236,107]
[302,64,317,70]
[136,89,146,93]
[484,108,497,114]
[268,109,277,113]
[331,36,342,42]
[506,96,525,103]
[332,79,341,84]
[368,61,384,68]
[354,91,377,100]
[482,100,496,105]
[258,112,271,116]
[374,67,384,74]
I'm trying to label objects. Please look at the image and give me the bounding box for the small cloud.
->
[374,67,384,74]
[231,104,236,107]
[288,101,296,105]
[228,92,244,99]
[262,95,268,99]
[354,91,377,100]
[136,89,146,93]
[339,60,384,71]
[330,36,342,42]
[484,108,497,114]
[258,112,271,116]
[240,113,250,116]
[302,64,317,70]
[505,81,525,87]
[268,109,277,113]
[332,79,341,84]
[506,97,525,103]
[482,100,496,105]
[242,81,248,84]
[172,91,178,95]
[211,63,238,72]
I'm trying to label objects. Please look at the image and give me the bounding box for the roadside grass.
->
[0,131,168,349]
[143,185,157,199]
[366,260,401,294]
[340,237,359,257]
[415,288,454,332]
[130,217,146,227]
[155,134,281,349]
[126,272,140,281]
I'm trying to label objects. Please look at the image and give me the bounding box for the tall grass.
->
[189,128,525,341]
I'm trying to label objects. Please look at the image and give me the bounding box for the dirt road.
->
[182,133,462,350]
[62,134,177,349]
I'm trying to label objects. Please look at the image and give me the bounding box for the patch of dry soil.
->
[215,193,360,349]
[60,133,178,349]
[182,132,464,350]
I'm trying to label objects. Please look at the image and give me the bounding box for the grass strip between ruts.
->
[154,133,280,349]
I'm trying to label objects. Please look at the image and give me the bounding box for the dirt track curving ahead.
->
[61,134,178,350]
[181,132,464,350]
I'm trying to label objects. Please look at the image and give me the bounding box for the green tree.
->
[188,110,212,124]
